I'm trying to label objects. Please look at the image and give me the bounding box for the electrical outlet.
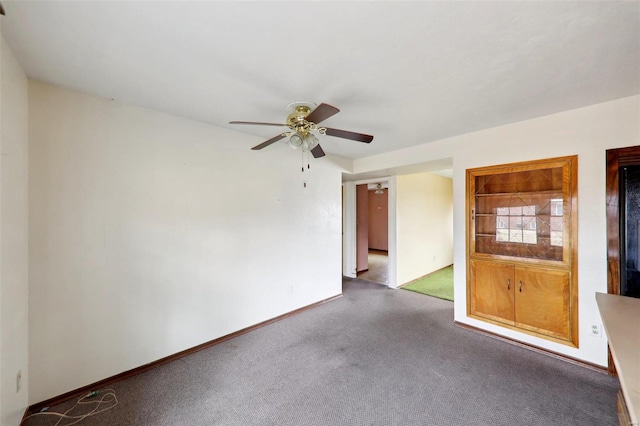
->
[16,370,21,393]
[590,324,602,338]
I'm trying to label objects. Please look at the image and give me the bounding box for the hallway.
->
[357,250,389,285]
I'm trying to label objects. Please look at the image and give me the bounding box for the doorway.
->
[342,177,398,288]
[619,165,640,297]
[606,146,640,297]
[356,183,389,285]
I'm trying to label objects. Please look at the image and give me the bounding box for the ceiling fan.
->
[229,101,373,159]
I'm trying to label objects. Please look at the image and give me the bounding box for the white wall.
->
[396,172,453,285]
[0,36,29,425]
[353,95,640,366]
[28,81,344,403]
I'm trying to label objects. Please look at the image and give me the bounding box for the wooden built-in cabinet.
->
[467,156,578,347]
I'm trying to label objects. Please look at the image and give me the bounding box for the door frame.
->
[342,177,398,288]
[356,183,370,273]
[604,145,640,375]
[605,146,640,296]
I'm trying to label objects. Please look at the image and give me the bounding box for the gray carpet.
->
[26,278,618,425]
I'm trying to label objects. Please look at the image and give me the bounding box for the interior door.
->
[356,184,369,272]
[515,266,571,340]
[620,165,640,297]
[368,188,388,250]
[470,259,515,324]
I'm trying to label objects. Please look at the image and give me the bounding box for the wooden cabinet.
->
[467,156,578,347]
[470,260,515,323]
[515,266,571,340]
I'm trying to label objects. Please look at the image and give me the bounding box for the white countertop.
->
[596,292,640,425]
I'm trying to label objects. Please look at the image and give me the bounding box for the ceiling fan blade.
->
[305,103,340,124]
[324,127,373,143]
[230,121,287,127]
[311,144,326,158]
[251,134,286,150]
[0,2,5,15]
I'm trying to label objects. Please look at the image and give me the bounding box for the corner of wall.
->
[0,33,30,426]
[0,24,4,426]
[326,154,355,174]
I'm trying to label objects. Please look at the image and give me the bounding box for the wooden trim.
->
[398,264,453,288]
[467,156,576,178]
[454,321,607,374]
[609,350,618,376]
[606,148,622,296]
[617,389,632,426]
[26,293,342,414]
[467,312,577,348]
[569,155,579,348]
[605,147,619,376]
[466,169,474,318]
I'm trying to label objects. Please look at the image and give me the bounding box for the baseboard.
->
[398,264,454,288]
[617,389,632,426]
[454,321,608,374]
[27,293,342,414]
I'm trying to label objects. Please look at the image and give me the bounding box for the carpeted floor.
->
[25,278,618,426]
[402,265,454,301]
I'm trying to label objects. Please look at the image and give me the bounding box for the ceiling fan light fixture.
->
[289,132,304,149]
[306,133,319,150]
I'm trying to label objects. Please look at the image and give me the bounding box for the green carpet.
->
[402,265,453,301]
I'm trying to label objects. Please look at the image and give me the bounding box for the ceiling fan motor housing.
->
[287,106,313,136]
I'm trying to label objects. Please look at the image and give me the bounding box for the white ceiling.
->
[2,1,638,160]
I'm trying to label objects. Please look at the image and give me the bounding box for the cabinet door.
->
[470,260,515,324]
[514,266,571,340]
